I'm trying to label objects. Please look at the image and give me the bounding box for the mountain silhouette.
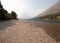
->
[34,0,60,19]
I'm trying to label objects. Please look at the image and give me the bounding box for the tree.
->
[0,1,17,20]
[11,11,17,19]
[0,1,6,20]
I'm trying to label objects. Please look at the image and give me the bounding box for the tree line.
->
[48,12,60,20]
[0,1,17,20]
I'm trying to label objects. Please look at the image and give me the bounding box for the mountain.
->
[34,0,60,19]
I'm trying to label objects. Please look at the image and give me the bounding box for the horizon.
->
[1,0,58,19]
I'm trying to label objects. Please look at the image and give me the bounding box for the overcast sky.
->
[1,0,58,19]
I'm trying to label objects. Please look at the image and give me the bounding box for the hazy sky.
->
[1,0,58,19]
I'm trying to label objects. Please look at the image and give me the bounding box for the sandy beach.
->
[0,20,60,43]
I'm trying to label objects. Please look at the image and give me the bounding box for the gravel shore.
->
[0,20,60,43]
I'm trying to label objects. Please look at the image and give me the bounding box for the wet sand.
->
[0,20,60,43]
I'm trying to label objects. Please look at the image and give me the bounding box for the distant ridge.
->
[34,0,60,18]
